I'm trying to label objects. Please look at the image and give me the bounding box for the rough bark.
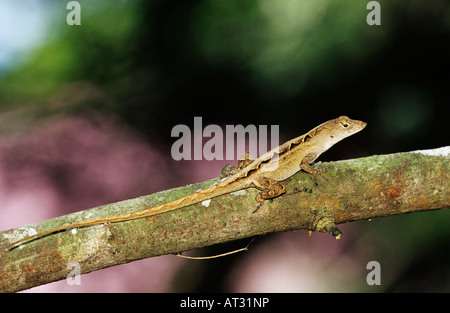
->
[0,147,448,292]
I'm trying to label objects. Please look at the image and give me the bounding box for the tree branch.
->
[1,147,448,292]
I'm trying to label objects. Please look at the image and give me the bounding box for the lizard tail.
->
[6,178,249,251]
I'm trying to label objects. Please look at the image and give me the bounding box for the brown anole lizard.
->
[6,116,366,251]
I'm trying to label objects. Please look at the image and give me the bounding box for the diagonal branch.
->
[0,147,448,292]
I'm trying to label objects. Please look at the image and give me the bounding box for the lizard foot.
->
[285,186,312,196]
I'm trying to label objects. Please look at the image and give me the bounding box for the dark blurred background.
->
[0,0,448,292]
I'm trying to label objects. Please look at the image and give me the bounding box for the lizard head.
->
[336,116,367,135]
[309,116,367,152]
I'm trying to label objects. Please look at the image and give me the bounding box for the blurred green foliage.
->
[0,0,447,150]
[0,2,137,104]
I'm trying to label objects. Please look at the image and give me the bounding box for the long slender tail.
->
[6,178,249,251]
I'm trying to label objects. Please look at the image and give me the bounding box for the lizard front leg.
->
[300,152,328,181]
[252,177,286,213]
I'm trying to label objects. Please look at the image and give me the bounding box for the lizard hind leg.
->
[236,151,254,171]
[219,151,255,179]
[252,177,286,213]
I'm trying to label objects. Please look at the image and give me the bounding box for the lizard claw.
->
[252,202,263,214]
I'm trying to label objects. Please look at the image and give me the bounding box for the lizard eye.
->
[342,122,349,128]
